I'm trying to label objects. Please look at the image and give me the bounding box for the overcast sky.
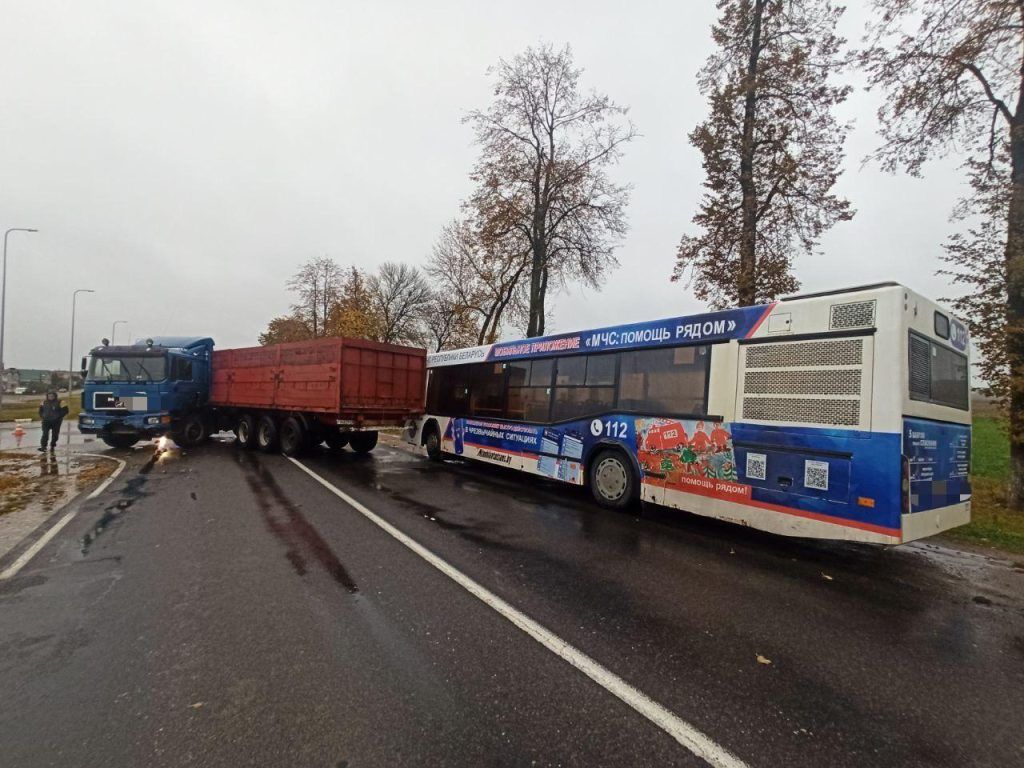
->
[0,0,967,369]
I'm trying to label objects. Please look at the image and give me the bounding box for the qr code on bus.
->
[804,460,829,491]
[745,452,767,481]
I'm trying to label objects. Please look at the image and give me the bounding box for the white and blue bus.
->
[407,283,971,544]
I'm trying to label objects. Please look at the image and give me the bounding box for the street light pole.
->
[67,289,94,453]
[0,227,38,416]
[111,320,127,346]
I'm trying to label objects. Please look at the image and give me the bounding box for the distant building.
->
[2,368,54,394]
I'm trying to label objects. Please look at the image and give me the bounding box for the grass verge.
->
[0,399,81,423]
[943,416,1024,555]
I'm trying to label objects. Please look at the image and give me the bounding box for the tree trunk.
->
[737,0,765,307]
[1007,119,1024,512]
[527,238,547,337]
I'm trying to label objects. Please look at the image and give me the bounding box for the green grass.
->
[944,415,1024,555]
[0,399,81,423]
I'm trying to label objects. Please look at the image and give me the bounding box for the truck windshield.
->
[88,355,167,383]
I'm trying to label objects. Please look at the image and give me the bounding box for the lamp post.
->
[0,227,38,415]
[111,320,127,346]
[67,289,94,452]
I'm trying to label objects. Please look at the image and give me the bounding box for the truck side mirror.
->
[80,357,87,377]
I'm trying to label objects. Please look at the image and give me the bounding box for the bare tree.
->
[467,43,636,337]
[287,256,344,337]
[674,0,854,308]
[367,261,432,345]
[861,0,1024,511]
[421,291,480,352]
[426,219,530,344]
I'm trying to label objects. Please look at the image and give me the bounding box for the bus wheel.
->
[589,449,636,510]
[236,413,257,450]
[175,413,207,447]
[423,424,442,462]
[280,416,306,457]
[349,431,378,454]
[256,415,280,453]
[324,432,348,450]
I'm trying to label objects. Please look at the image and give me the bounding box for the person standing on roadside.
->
[38,390,68,452]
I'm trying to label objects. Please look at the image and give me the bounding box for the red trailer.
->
[209,337,425,455]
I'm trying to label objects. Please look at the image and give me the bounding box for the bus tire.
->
[236,413,257,450]
[280,416,306,456]
[256,414,280,453]
[175,413,207,447]
[349,431,378,454]
[423,422,442,462]
[324,432,348,450]
[588,448,637,510]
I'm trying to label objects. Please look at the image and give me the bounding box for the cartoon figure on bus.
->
[635,417,737,484]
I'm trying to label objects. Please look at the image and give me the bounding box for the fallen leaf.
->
[756,654,772,665]
[821,573,833,581]
[189,701,205,709]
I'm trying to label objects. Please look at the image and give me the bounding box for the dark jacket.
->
[39,393,69,423]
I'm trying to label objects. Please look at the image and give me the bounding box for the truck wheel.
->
[324,432,349,451]
[423,424,442,462]
[256,415,280,453]
[280,416,306,456]
[175,413,208,447]
[102,434,139,450]
[349,431,378,454]
[236,413,257,450]
[588,448,637,510]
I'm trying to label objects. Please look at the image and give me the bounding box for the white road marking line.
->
[288,457,748,768]
[0,453,127,580]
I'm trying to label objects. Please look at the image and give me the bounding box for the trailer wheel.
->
[102,434,139,450]
[423,423,442,462]
[256,415,280,453]
[324,432,349,451]
[280,416,306,456]
[349,431,378,454]
[175,413,208,448]
[588,448,637,510]
[236,413,257,450]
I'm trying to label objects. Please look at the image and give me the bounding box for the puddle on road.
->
[80,449,161,555]
[239,453,358,593]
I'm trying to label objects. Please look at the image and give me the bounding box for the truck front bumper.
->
[78,412,172,438]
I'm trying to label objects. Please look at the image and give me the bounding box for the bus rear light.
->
[857,497,875,508]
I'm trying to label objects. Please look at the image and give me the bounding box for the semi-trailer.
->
[77,335,425,454]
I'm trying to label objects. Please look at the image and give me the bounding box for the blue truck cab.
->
[78,336,214,449]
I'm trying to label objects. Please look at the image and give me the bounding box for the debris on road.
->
[756,654,772,665]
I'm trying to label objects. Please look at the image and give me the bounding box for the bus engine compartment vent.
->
[829,300,876,330]
[742,396,860,426]
[745,338,863,369]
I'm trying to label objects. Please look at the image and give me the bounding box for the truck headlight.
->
[145,416,161,425]
[80,416,95,425]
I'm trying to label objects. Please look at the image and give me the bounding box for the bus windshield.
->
[88,354,167,383]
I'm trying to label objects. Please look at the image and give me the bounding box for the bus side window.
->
[617,345,709,415]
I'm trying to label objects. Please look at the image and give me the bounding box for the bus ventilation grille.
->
[740,337,865,427]
[829,300,876,330]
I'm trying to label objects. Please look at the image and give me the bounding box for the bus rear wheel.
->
[589,449,637,510]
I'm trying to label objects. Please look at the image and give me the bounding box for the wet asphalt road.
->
[1,439,1022,767]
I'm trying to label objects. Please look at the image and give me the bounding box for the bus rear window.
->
[909,332,968,410]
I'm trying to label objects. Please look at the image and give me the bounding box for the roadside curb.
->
[0,454,127,580]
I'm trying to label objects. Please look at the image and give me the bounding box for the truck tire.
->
[256,414,280,453]
[423,423,442,462]
[349,431,378,454]
[324,432,349,451]
[102,434,139,450]
[280,416,306,457]
[236,413,257,450]
[588,448,637,510]
[175,413,208,447]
